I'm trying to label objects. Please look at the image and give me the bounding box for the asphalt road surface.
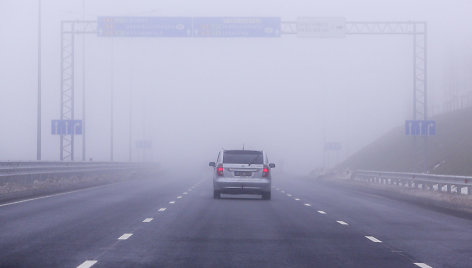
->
[1,172,471,268]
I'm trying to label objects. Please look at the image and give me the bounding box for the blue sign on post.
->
[135,140,152,149]
[192,17,281,38]
[97,17,281,38]
[97,17,193,37]
[405,120,436,136]
[324,142,342,151]
[51,120,82,135]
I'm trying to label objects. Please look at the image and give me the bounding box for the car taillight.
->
[262,166,269,177]
[217,165,224,176]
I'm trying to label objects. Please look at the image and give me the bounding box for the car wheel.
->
[213,190,220,199]
[262,192,271,200]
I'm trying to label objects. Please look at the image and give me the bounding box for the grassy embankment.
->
[340,107,472,176]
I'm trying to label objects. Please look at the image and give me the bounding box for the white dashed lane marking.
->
[336,221,348,225]
[79,183,200,267]
[118,233,133,240]
[287,194,292,197]
[304,203,311,207]
[365,236,382,243]
[142,218,153,223]
[414,263,432,268]
[77,260,97,268]
[294,198,300,201]
[317,210,327,214]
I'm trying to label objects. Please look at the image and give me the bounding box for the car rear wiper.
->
[247,155,261,166]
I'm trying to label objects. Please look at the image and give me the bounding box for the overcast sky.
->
[1,0,471,174]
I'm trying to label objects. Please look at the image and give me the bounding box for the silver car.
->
[209,150,275,200]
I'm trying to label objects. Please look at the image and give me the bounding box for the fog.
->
[1,0,471,175]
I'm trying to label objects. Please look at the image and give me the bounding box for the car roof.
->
[223,150,263,153]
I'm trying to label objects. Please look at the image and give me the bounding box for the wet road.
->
[1,173,471,268]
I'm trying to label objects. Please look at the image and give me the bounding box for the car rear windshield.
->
[223,150,263,164]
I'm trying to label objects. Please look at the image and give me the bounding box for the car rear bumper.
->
[214,177,271,193]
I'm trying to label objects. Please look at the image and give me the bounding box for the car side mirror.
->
[269,163,275,168]
[209,162,216,167]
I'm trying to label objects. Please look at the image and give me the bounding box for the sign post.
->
[135,140,152,162]
[405,120,436,172]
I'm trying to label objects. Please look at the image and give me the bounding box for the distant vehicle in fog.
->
[209,150,275,200]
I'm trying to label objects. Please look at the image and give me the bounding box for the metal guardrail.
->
[0,161,156,180]
[0,161,158,200]
[352,170,472,195]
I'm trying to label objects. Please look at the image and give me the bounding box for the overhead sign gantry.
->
[58,17,427,161]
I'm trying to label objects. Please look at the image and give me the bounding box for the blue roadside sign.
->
[405,120,436,136]
[51,120,82,135]
[324,142,342,151]
[136,140,152,149]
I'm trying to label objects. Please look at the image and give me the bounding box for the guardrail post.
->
[352,170,472,196]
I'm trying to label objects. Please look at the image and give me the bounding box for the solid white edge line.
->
[77,260,98,268]
[118,233,133,240]
[142,218,153,223]
[336,220,348,225]
[414,263,432,268]
[158,208,166,212]
[365,236,382,243]
[0,187,95,208]
[317,210,327,214]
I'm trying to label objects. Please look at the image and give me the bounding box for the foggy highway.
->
[2,2,472,267]
[1,173,471,268]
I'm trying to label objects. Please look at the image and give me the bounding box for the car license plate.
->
[235,171,251,176]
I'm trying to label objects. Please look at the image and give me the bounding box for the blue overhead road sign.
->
[97,17,281,38]
[193,17,281,38]
[98,17,193,37]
